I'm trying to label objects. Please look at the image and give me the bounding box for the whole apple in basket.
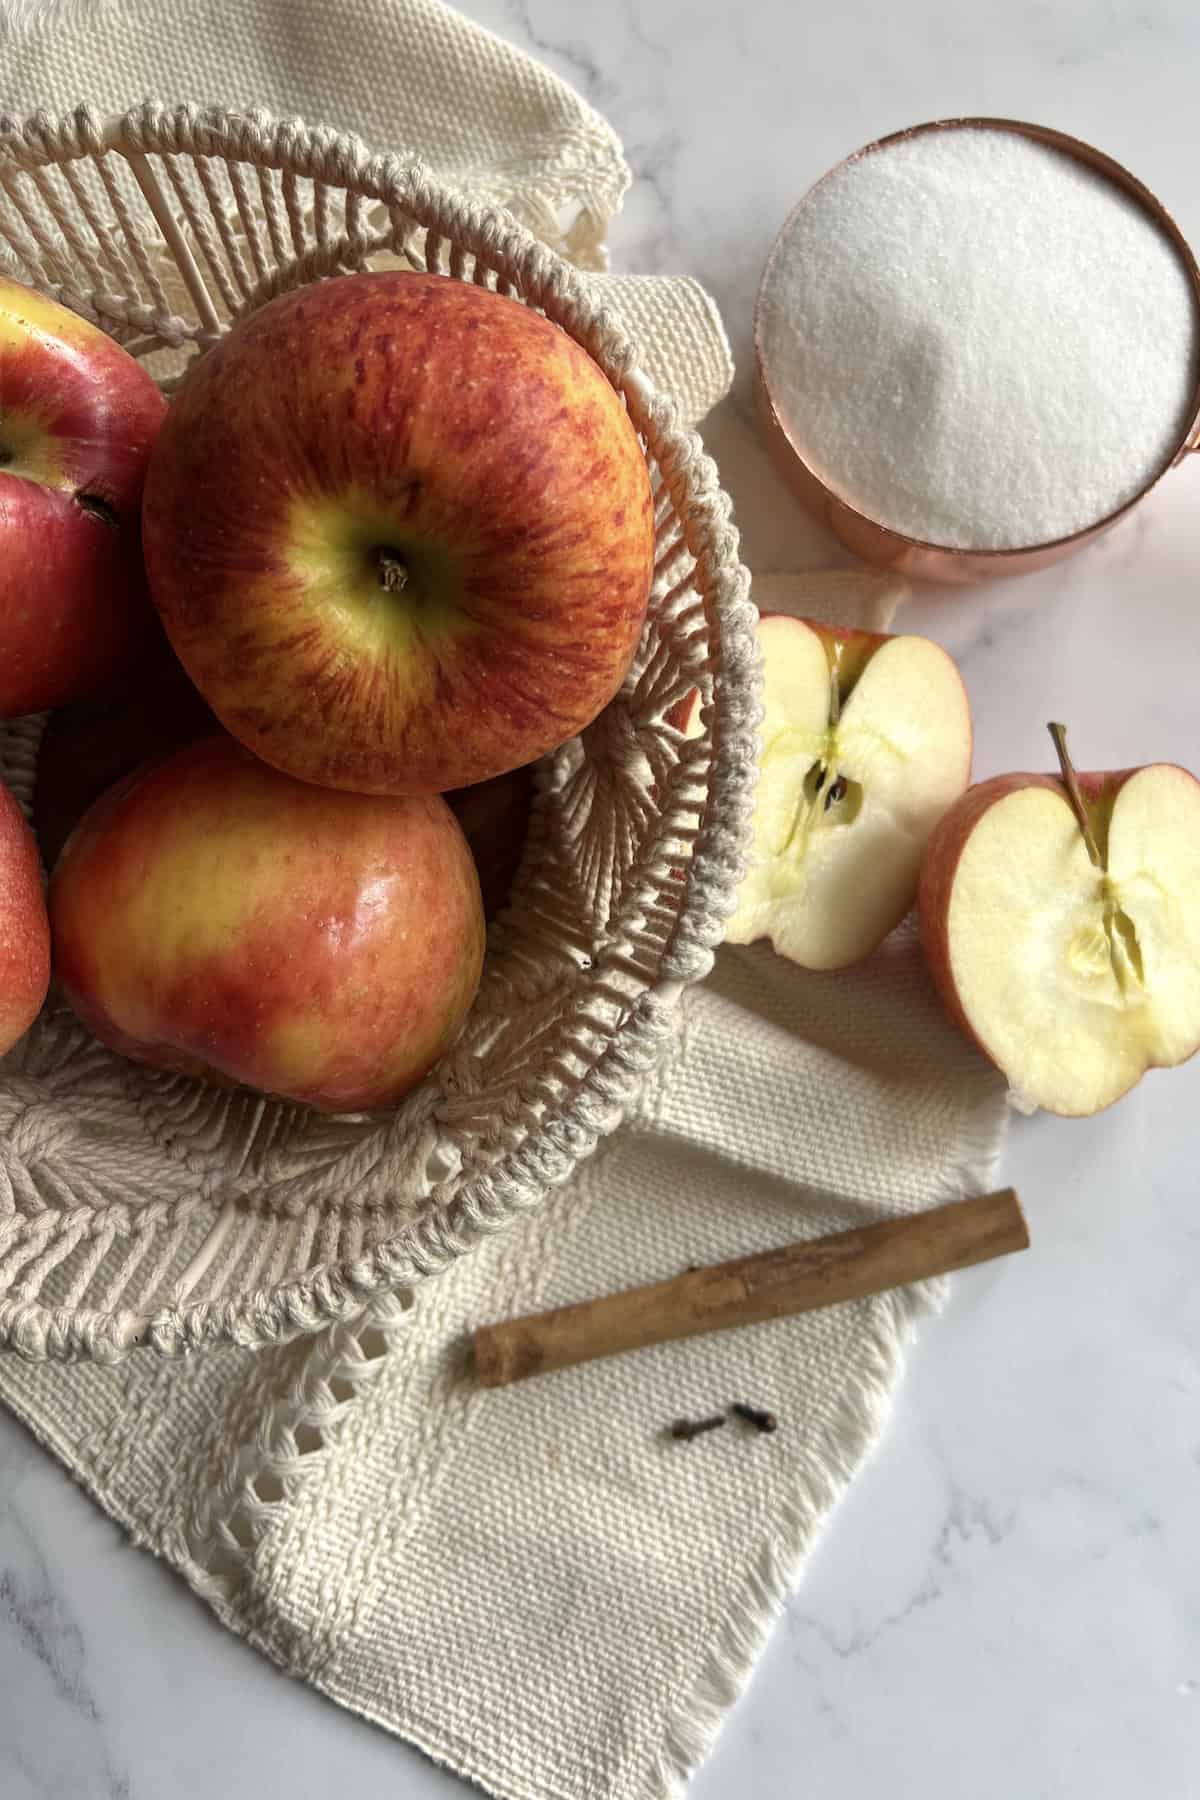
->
[33,630,532,915]
[0,277,165,716]
[447,763,535,919]
[50,737,486,1112]
[0,778,50,1055]
[34,626,219,870]
[142,272,656,795]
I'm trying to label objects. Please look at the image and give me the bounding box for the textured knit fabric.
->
[0,0,735,426]
[0,4,1008,1795]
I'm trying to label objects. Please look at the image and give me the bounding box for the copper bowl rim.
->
[753,115,1200,567]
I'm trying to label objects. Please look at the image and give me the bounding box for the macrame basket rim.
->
[0,101,760,1364]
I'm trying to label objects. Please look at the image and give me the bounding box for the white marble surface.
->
[4,0,1200,1795]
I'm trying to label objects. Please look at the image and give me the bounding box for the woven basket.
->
[0,102,758,1365]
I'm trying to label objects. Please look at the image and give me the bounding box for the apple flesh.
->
[0,277,166,716]
[142,271,656,796]
[919,739,1200,1116]
[724,614,972,969]
[50,737,486,1112]
[0,779,50,1054]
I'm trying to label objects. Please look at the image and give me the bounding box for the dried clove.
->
[669,1414,727,1442]
[730,1402,778,1434]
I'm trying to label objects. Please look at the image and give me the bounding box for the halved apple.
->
[920,725,1200,1115]
[725,615,972,969]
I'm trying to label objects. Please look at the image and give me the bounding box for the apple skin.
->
[34,625,219,870]
[49,737,486,1113]
[447,764,535,920]
[0,278,166,716]
[0,778,50,1053]
[142,271,656,796]
[918,765,1174,1115]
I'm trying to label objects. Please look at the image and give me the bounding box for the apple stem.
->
[828,659,841,727]
[1047,721,1102,869]
[374,548,409,594]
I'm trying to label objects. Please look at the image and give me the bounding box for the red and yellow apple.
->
[0,277,166,716]
[50,736,486,1112]
[447,764,535,920]
[34,626,219,869]
[33,636,534,911]
[0,778,49,1053]
[919,724,1200,1116]
[721,614,972,969]
[142,271,655,796]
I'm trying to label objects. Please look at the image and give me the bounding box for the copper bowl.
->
[755,117,1200,585]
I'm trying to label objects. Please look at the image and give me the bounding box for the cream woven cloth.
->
[0,4,1009,1795]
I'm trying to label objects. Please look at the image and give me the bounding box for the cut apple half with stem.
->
[919,722,1200,1116]
[721,614,972,969]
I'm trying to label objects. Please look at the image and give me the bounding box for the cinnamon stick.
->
[472,1188,1028,1387]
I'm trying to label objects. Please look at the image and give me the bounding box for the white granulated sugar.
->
[759,127,1199,549]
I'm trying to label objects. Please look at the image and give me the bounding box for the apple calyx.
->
[373,545,409,594]
[0,420,120,529]
[76,493,120,529]
[0,425,120,529]
[1048,720,1145,996]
